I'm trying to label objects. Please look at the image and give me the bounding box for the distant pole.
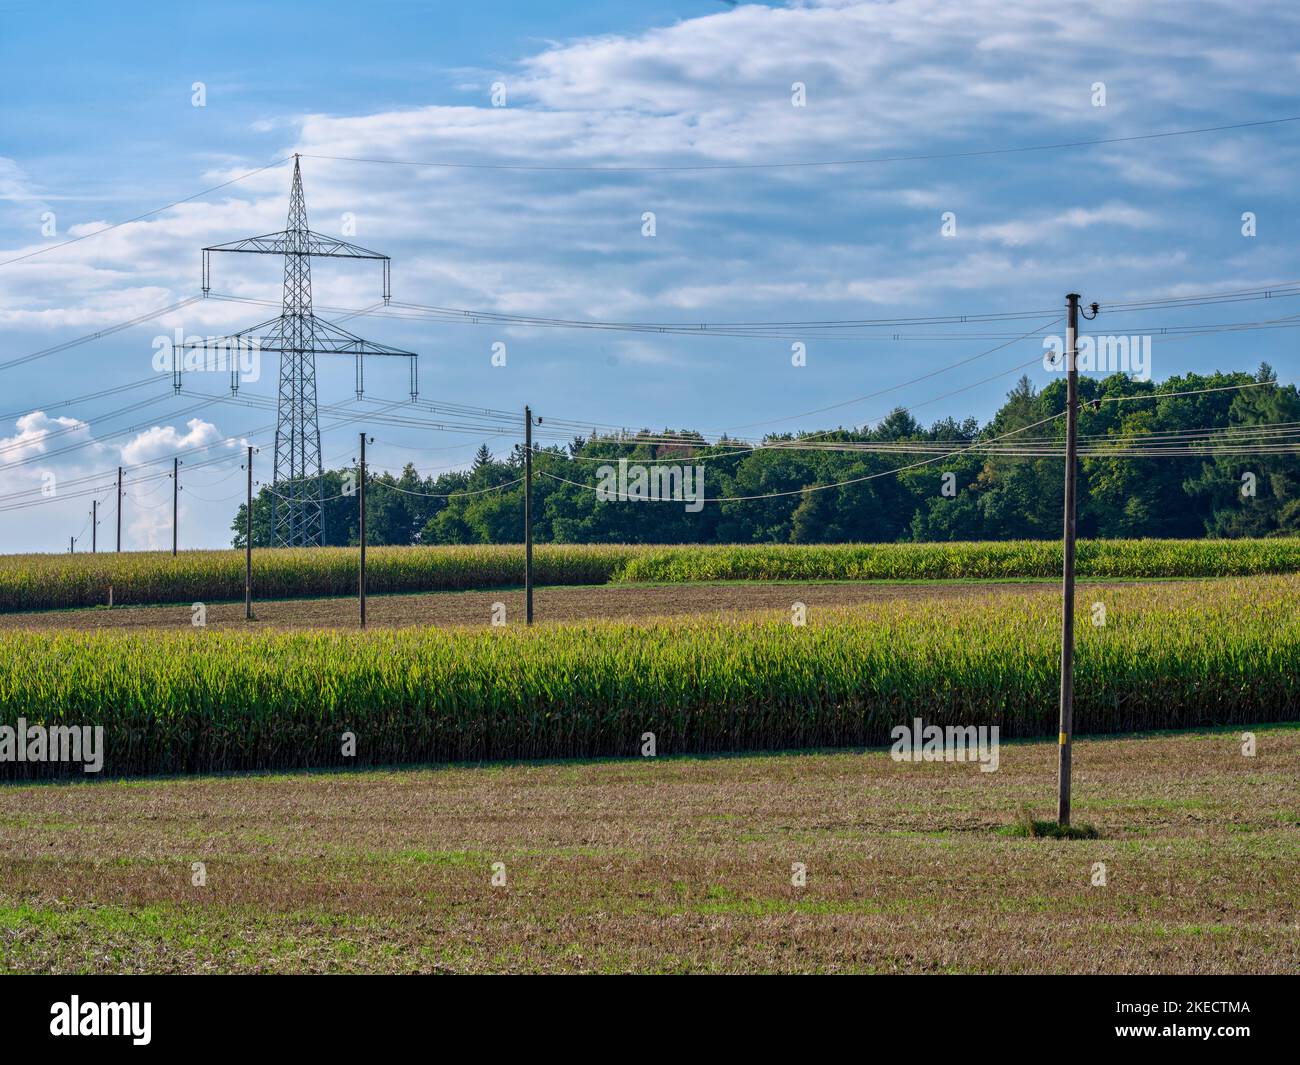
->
[524,405,533,626]
[172,457,179,556]
[91,500,97,553]
[69,536,74,554]
[1057,293,1081,827]
[116,466,122,552]
[359,432,367,629]
[245,446,254,620]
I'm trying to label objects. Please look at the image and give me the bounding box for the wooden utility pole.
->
[524,405,533,625]
[245,446,254,620]
[1057,293,1081,827]
[359,432,367,629]
[116,466,122,552]
[69,536,74,554]
[91,501,97,553]
[172,457,179,556]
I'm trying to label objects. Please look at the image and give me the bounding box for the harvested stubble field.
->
[0,576,1138,632]
[1,728,1297,974]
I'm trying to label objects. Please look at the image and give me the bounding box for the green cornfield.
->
[0,543,633,613]
[4,537,1300,613]
[613,538,1300,582]
[1,575,1296,777]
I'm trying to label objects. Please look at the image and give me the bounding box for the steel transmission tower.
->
[184,155,418,547]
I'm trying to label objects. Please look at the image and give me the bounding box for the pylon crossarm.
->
[175,314,283,351]
[305,315,415,356]
[204,230,390,260]
[176,315,414,358]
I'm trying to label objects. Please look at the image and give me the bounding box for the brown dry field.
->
[0,577,1185,631]
[1,727,1297,974]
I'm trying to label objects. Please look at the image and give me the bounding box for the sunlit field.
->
[1,728,1296,974]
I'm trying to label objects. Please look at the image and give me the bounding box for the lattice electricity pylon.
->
[181,155,419,547]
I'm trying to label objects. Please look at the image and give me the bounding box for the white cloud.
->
[968,203,1158,248]
[119,418,225,466]
[0,410,88,464]
[614,339,679,366]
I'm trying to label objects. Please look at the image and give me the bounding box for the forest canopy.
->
[232,366,1299,547]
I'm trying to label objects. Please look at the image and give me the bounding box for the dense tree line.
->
[232,366,1300,547]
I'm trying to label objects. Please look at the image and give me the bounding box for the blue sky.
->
[1,0,1298,551]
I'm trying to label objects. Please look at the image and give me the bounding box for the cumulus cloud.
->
[0,411,89,464]
[968,203,1158,248]
[0,408,244,553]
[118,418,226,466]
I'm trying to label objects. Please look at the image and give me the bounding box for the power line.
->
[0,375,166,422]
[1097,282,1300,311]
[355,319,1064,451]
[1096,379,1279,404]
[207,284,1300,343]
[0,296,205,373]
[3,273,1289,393]
[0,397,397,513]
[0,159,289,269]
[0,397,222,473]
[209,290,1063,334]
[1,302,1286,480]
[0,387,180,459]
[3,298,1292,518]
[538,406,1300,503]
[389,289,1300,332]
[536,375,1299,464]
[541,411,1067,502]
[299,114,1300,173]
[720,319,1060,433]
[12,389,1294,518]
[351,475,525,501]
[6,349,1285,496]
[181,388,530,438]
[780,419,1300,450]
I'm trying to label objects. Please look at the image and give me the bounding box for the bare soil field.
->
[1,728,1296,974]
[0,577,1186,632]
